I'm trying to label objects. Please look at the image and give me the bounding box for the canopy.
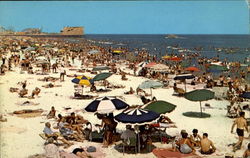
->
[184,89,214,117]
[92,66,110,71]
[144,100,176,114]
[115,108,160,125]
[84,96,129,114]
[71,75,93,86]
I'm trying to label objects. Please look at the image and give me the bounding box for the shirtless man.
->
[200,133,216,155]
[231,111,249,150]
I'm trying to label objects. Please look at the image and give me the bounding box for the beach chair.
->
[123,137,137,155]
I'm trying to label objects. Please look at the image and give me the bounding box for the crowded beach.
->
[0,35,249,158]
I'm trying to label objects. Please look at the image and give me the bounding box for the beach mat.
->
[153,148,201,158]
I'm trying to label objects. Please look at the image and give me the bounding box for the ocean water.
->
[84,34,250,62]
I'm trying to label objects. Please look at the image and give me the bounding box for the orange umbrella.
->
[185,66,200,72]
[169,57,182,61]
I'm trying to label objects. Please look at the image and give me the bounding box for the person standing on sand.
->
[231,111,249,151]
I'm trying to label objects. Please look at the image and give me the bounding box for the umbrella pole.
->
[184,81,187,92]
[82,85,84,95]
[150,88,153,100]
[199,101,202,117]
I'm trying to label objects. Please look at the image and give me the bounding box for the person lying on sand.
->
[18,89,28,97]
[0,114,7,122]
[124,87,135,95]
[9,87,19,93]
[13,109,43,114]
[43,122,73,148]
[42,83,62,88]
[200,133,216,155]
[72,148,91,158]
[136,87,151,96]
[47,106,56,119]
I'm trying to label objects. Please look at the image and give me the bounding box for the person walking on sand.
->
[231,111,249,151]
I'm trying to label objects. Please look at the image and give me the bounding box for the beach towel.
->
[153,148,201,158]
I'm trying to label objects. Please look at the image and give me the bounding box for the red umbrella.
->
[185,66,200,72]
[169,57,182,61]
[145,62,157,68]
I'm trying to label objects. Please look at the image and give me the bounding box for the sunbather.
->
[124,87,135,95]
[200,133,216,155]
[47,106,56,119]
[190,129,202,147]
[72,148,90,158]
[176,131,195,154]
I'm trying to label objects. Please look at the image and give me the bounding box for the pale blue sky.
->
[0,1,249,34]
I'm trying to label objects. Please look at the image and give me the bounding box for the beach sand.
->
[0,61,249,158]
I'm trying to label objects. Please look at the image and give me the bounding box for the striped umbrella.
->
[115,108,160,125]
[71,75,94,86]
[84,96,129,114]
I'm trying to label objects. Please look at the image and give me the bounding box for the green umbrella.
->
[144,100,176,114]
[184,89,214,117]
[92,66,110,71]
[138,80,163,99]
[209,65,228,71]
[93,72,112,81]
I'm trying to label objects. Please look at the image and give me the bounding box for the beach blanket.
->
[153,148,201,158]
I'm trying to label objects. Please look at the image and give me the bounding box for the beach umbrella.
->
[115,108,160,125]
[169,57,182,62]
[88,50,100,54]
[145,62,157,68]
[174,74,195,92]
[84,96,129,114]
[162,55,171,60]
[184,89,215,117]
[71,75,94,86]
[92,66,110,71]
[185,66,200,72]
[239,92,250,99]
[209,65,228,71]
[151,64,169,72]
[112,50,123,54]
[93,72,112,81]
[143,100,176,114]
[24,47,35,52]
[138,80,163,98]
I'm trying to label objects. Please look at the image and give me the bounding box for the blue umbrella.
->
[84,96,129,114]
[115,108,160,125]
[239,92,250,99]
[174,74,195,92]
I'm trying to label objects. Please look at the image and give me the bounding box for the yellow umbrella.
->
[162,55,171,59]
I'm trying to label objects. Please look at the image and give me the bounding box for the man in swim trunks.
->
[200,133,216,155]
[231,111,249,150]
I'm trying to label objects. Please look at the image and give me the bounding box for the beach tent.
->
[184,89,214,117]
[143,100,176,114]
[93,72,112,82]
[84,96,129,114]
[138,80,163,98]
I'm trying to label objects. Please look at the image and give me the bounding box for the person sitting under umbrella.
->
[141,96,157,104]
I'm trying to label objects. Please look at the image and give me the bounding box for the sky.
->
[0,1,249,34]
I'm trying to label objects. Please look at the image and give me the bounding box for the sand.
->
[0,60,249,158]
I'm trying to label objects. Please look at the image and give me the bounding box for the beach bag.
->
[87,146,96,152]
